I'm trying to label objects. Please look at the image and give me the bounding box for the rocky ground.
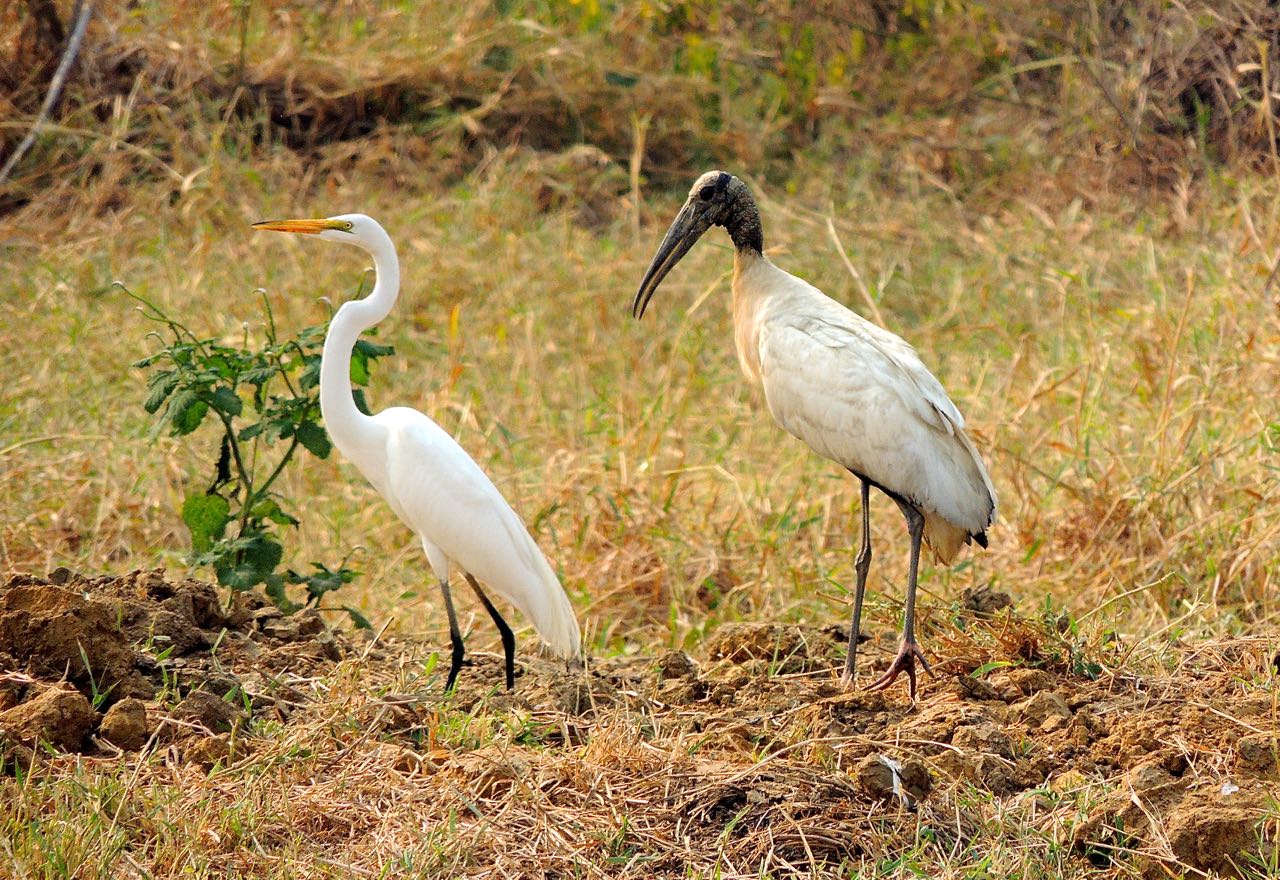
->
[0,570,1276,876]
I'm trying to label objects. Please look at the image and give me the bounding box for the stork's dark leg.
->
[842,478,873,685]
[438,578,466,693]
[463,572,516,691]
[866,497,933,699]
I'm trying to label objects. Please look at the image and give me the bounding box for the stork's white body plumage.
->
[732,250,996,562]
[255,214,580,690]
[633,170,995,698]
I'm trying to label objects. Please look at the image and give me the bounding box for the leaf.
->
[238,421,265,441]
[143,370,180,414]
[182,492,230,554]
[354,339,395,359]
[353,388,373,416]
[264,575,300,613]
[217,535,284,590]
[249,497,299,527]
[298,356,321,391]
[343,606,373,630]
[167,390,209,436]
[209,385,243,417]
[348,349,370,386]
[241,365,278,386]
[970,660,1013,678]
[295,421,331,459]
[287,562,357,604]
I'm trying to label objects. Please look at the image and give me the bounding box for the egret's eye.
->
[343,221,354,231]
[698,187,715,201]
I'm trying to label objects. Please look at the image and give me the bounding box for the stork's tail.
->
[924,429,996,564]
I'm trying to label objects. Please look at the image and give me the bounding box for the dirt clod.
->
[950,674,1002,701]
[706,623,805,664]
[174,691,243,735]
[0,737,34,775]
[0,580,146,698]
[656,650,698,680]
[181,733,243,769]
[1166,791,1268,875]
[0,684,97,751]
[854,755,897,800]
[1015,690,1072,728]
[99,697,151,750]
[952,721,1013,759]
[1127,760,1174,792]
[1006,667,1054,694]
[960,584,1014,615]
[1,569,1275,875]
[1236,734,1278,775]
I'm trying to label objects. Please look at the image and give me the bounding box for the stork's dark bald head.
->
[681,170,762,255]
[632,170,764,319]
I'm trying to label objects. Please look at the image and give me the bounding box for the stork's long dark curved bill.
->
[632,202,710,320]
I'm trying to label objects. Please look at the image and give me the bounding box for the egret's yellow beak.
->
[252,218,346,234]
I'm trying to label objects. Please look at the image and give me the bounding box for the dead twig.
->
[0,0,94,188]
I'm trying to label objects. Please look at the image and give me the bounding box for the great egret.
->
[633,172,996,699]
[252,215,581,691]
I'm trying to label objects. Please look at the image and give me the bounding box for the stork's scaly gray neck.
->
[724,187,763,255]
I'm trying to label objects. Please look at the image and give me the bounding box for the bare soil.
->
[0,570,1276,876]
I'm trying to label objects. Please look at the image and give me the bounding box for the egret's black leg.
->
[842,478,873,685]
[438,578,466,693]
[866,498,933,699]
[463,572,516,691]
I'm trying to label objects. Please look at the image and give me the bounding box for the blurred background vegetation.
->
[1,0,1277,654]
[7,0,1280,217]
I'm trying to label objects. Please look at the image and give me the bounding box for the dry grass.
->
[2,0,1279,877]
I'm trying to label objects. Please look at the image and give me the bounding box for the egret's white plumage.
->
[634,171,995,698]
[253,214,580,690]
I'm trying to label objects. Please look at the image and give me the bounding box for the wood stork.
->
[632,172,996,699]
[253,215,581,691]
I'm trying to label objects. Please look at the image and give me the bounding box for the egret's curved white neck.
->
[320,225,400,457]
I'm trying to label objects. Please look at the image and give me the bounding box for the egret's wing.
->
[374,409,581,658]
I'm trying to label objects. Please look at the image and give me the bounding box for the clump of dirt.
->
[703,621,846,674]
[960,583,1014,616]
[1,569,1275,876]
[0,683,97,752]
[99,697,149,750]
[0,568,359,766]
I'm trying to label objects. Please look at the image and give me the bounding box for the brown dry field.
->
[2,1,1280,878]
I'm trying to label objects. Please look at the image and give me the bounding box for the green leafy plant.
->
[122,283,391,623]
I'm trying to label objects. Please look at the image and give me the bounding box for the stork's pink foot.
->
[864,639,933,700]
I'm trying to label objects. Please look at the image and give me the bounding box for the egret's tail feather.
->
[524,556,582,661]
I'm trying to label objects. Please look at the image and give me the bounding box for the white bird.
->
[633,172,996,698]
[252,214,581,691]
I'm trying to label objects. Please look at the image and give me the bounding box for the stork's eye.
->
[698,187,715,201]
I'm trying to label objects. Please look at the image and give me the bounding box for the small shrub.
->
[124,282,390,623]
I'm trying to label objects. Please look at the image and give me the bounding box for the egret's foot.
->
[444,647,467,694]
[864,639,933,700]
